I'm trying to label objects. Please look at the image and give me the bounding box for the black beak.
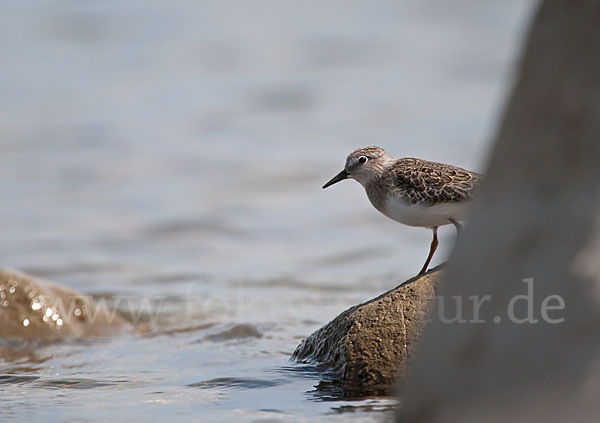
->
[322,169,349,189]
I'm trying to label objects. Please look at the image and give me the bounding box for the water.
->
[0,1,535,421]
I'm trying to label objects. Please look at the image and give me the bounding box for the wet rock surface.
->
[0,268,131,342]
[291,266,442,395]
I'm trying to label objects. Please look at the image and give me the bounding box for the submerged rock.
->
[291,266,442,395]
[0,268,131,341]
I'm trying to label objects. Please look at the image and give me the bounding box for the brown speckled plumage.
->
[353,149,481,212]
[323,146,482,276]
[387,158,481,206]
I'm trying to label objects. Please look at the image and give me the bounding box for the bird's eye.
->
[358,156,368,164]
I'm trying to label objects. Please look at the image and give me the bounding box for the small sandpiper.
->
[323,146,481,275]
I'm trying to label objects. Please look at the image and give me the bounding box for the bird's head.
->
[323,146,394,188]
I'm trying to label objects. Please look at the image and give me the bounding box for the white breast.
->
[382,197,471,228]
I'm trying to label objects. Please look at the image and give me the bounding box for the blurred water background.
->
[0,1,535,422]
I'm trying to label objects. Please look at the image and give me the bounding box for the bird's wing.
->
[392,158,482,205]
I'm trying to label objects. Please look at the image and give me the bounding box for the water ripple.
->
[188,377,284,390]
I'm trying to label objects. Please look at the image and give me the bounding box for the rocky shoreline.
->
[292,266,442,395]
[0,268,130,341]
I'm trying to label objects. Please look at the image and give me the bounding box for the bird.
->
[322,146,481,276]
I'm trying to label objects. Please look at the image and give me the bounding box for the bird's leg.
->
[449,218,462,234]
[418,227,438,276]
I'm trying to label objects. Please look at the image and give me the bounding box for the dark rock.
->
[291,266,442,395]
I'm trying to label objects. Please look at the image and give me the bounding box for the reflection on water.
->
[0,375,41,385]
[203,324,263,342]
[33,378,122,390]
[0,343,53,374]
[189,377,284,390]
[0,0,535,421]
[330,401,397,415]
